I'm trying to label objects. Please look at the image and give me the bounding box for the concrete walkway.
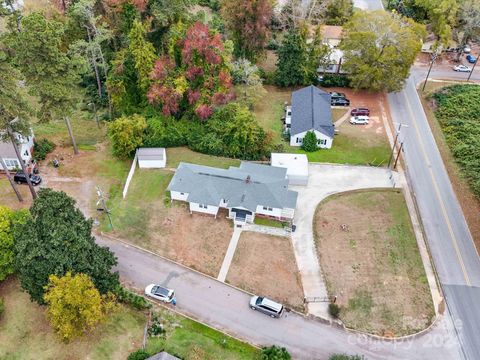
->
[217,227,242,282]
[290,164,395,318]
[242,223,290,237]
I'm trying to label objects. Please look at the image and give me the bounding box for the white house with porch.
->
[167,162,298,224]
[0,130,35,171]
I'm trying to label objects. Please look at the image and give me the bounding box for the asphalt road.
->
[98,236,461,360]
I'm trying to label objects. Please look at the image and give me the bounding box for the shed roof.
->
[290,86,334,138]
[167,162,298,212]
[147,352,180,360]
[138,147,165,161]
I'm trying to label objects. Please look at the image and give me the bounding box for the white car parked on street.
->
[453,64,472,72]
[350,116,370,125]
[145,284,175,303]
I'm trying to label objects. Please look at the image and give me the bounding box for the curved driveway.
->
[97,235,462,360]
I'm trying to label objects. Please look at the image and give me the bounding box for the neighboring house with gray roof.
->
[0,129,35,171]
[167,162,298,224]
[289,86,334,149]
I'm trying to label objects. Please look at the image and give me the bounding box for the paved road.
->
[353,0,480,359]
[98,236,461,360]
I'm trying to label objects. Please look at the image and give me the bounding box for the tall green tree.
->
[457,0,480,44]
[14,188,119,304]
[128,19,156,92]
[324,0,353,25]
[275,25,330,87]
[0,206,29,281]
[221,0,273,61]
[7,12,82,154]
[340,10,425,92]
[414,0,458,46]
[231,58,266,109]
[108,114,147,158]
[0,49,36,200]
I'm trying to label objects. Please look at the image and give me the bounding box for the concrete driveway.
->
[290,164,396,317]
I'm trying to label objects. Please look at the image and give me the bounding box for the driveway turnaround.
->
[291,164,396,318]
[97,235,462,360]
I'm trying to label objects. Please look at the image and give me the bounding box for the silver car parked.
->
[145,284,175,303]
[249,296,284,318]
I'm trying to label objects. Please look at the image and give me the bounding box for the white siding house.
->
[0,130,35,171]
[167,162,298,224]
[288,86,334,150]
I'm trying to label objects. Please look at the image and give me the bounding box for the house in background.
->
[288,86,334,149]
[317,25,346,74]
[167,162,298,224]
[0,130,35,171]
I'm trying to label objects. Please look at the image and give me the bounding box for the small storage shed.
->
[271,153,309,186]
[138,148,166,168]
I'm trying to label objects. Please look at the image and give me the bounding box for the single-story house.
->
[0,130,35,171]
[138,147,166,168]
[167,162,298,224]
[317,25,346,74]
[271,153,308,186]
[289,86,334,149]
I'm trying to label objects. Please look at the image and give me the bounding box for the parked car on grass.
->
[249,295,283,318]
[145,284,175,303]
[350,116,370,125]
[14,171,42,186]
[453,65,472,72]
[350,107,370,116]
[466,54,477,64]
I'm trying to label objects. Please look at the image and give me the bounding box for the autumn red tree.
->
[147,22,235,120]
[221,0,273,61]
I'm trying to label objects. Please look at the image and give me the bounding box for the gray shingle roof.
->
[138,147,165,160]
[290,85,334,138]
[167,162,298,212]
[0,140,17,158]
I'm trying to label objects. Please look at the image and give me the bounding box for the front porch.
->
[228,208,255,224]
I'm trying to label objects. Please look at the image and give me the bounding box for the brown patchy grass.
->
[418,86,480,252]
[0,278,145,360]
[314,190,434,336]
[226,232,305,312]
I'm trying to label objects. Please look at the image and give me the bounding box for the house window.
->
[199,204,208,209]
[24,150,29,156]
[180,192,185,195]
[262,206,273,211]
[317,139,327,145]
[296,137,303,144]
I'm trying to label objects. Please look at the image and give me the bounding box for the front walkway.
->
[290,164,397,318]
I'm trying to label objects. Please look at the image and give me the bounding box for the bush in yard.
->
[0,206,29,282]
[44,272,116,341]
[14,188,119,304]
[319,74,351,88]
[329,303,341,318]
[108,114,147,159]
[33,138,56,161]
[127,349,151,360]
[114,285,151,310]
[261,345,291,360]
[301,131,318,152]
[329,354,365,360]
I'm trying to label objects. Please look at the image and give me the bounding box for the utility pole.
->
[96,186,113,230]
[388,123,408,168]
[393,142,404,170]
[422,51,439,92]
[467,56,478,82]
[0,157,23,202]
[64,116,79,155]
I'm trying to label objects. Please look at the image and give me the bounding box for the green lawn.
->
[166,147,241,169]
[145,308,260,360]
[254,217,285,228]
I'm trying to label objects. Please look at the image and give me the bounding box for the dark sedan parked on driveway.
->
[351,107,370,116]
[14,171,42,186]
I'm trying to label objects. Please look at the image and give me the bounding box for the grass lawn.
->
[166,147,241,169]
[0,278,259,360]
[145,307,260,360]
[314,189,434,336]
[226,232,304,312]
[104,168,232,277]
[0,278,145,360]
[253,217,285,228]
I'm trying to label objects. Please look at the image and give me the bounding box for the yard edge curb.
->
[98,231,441,343]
